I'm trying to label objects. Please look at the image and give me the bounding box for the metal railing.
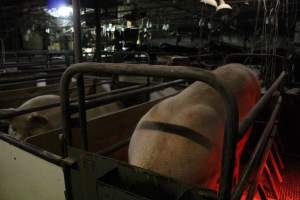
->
[59,62,286,199]
[59,62,239,200]
[1,50,73,70]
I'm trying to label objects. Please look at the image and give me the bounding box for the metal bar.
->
[246,180,258,200]
[0,80,111,118]
[264,164,279,199]
[0,76,109,89]
[238,72,285,140]
[0,77,62,89]
[72,80,185,112]
[273,142,284,170]
[232,97,282,200]
[98,137,131,156]
[0,68,66,76]
[0,132,64,166]
[112,51,151,64]
[0,39,5,69]
[72,0,82,63]
[59,63,239,200]
[94,5,102,62]
[0,73,63,84]
[76,74,88,150]
[257,184,268,200]
[0,81,176,120]
[269,151,283,183]
[2,61,66,69]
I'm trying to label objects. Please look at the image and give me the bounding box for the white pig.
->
[128,63,261,190]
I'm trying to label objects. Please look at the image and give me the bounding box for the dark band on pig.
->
[140,121,212,149]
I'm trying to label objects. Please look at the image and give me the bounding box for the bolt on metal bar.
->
[232,97,282,200]
[60,62,238,200]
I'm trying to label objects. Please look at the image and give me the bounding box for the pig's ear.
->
[27,112,48,126]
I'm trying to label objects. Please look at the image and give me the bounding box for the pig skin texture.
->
[128,63,261,191]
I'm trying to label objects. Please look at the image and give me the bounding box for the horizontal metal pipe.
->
[0,132,64,166]
[0,77,62,89]
[232,97,282,200]
[0,80,114,119]
[98,137,131,156]
[112,51,151,64]
[238,71,285,140]
[4,50,73,56]
[0,75,110,89]
[0,67,66,77]
[69,79,185,112]
[0,73,63,84]
[0,81,176,119]
[2,61,67,69]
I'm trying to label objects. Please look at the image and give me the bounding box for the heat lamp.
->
[216,0,232,11]
[200,0,218,8]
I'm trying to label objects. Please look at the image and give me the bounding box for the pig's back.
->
[128,64,260,188]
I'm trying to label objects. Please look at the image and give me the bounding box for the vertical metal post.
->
[0,39,5,69]
[72,0,82,63]
[65,51,70,67]
[76,74,88,150]
[45,53,49,69]
[95,5,102,62]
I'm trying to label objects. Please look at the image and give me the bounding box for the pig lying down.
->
[2,85,178,141]
[128,63,261,190]
[4,95,122,140]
